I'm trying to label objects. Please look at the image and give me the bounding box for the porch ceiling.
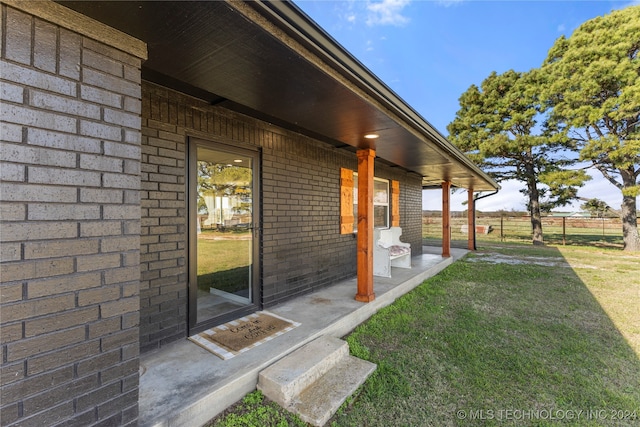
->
[57,0,498,192]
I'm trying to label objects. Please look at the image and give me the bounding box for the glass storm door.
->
[188,140,260,333]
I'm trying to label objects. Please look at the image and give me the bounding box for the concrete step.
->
[292,354,376,426]
[258,335,376,426]
[257,335,349,407]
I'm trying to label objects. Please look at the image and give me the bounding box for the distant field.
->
[423,215,625,248]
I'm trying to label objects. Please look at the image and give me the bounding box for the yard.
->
[210,243,640,426]
[423,214,627,248]
[197,229,251,294]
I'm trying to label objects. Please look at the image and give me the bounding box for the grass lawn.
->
[423,219,624,248]
[197,230,251,293]
[209,244,640,426]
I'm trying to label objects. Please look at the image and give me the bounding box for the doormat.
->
[189,311,301,360]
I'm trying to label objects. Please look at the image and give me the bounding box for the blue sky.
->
[294,0,639,212]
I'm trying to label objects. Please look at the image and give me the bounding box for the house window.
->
[354,174,390,230]
[339,168,399,234]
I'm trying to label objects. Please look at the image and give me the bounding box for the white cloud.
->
[422,171,637,214]
[620,0,640,9]
[557,23,566,33]
[366,0,411,26]
[423,180,527,212]
[366,40,374,51]
[435,0,465,7]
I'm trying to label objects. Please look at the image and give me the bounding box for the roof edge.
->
[243,0,498,191]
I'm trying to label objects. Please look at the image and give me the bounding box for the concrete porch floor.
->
[139,247,468,427]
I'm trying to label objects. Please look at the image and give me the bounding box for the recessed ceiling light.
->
[233,159,243,163]
[364,133,379,139]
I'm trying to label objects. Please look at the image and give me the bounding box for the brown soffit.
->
[55,0,498,192]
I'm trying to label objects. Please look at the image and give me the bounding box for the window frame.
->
[353,173,390,230]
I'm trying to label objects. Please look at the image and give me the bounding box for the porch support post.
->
[442,181,451,258]
[356,148,376,302]
[467,187,475,250]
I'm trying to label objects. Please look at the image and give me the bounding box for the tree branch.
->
[593,162,623,189]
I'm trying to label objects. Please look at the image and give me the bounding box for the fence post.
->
[562,216,566,246]
[500,215,504,242]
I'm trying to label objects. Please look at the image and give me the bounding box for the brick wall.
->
[0,3,145,426]
[140,83,423,351]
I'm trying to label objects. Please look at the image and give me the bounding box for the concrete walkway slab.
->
[292,352,376,426]
[139,247,467,427]
[257,336,349,407]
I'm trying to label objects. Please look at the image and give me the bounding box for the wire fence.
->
[422,214,627,248]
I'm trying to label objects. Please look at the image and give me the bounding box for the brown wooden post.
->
[467,187,475,250]
[442,181,451,258]
[356,148,376,302]
[391,180,400,227]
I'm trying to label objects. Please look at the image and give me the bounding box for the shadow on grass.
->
[208,244,639,427]
[334,244,640,426]
[543,233,623,248]
[198,266,249,294]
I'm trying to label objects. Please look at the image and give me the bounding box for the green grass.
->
[197,231,251,293]
[208,244,640,426]
[209,391,306,427]
[423,218,625,248]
